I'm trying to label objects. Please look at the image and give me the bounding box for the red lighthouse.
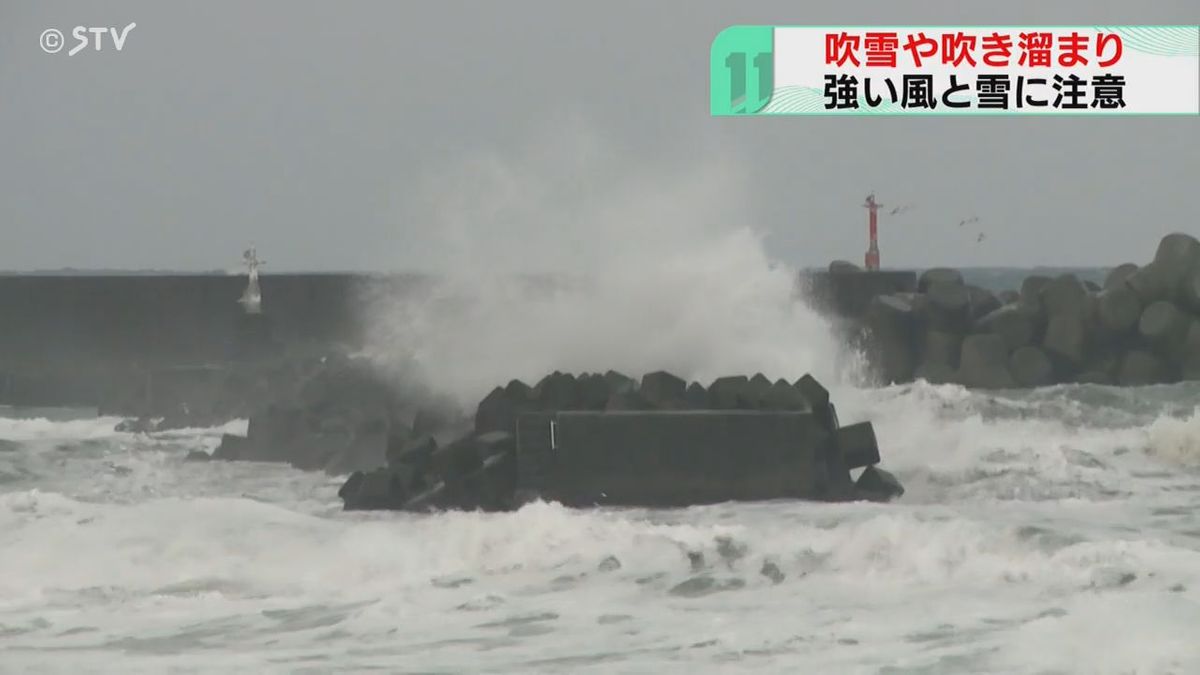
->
[863,193,882,270]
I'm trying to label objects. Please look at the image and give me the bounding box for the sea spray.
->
[359,123,861,406]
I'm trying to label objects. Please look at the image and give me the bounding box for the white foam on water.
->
[1145,406,1200,466]
[0,415,128,443]
[2,472,1198,673]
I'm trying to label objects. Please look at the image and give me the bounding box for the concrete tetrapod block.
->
[1183,350,1200,382]
[1042,313,1088,374]
[1125,262,1171,305]
[639,370,687,409]
[534,372,580,410]
[926,282,971,332]
[975,304,1036,353]
[1104,263,1139,291]
[921,330,963,369]
[958,333,1017,389]
[1019,275,1053,317]
[966,286,1001,323]
[835,421,881,469]
[1178,269,1200,313]
[475,386,517,435]
[918,267,964,293]
[761,378,809,411]
[1172,319,1200,370]
[1118,350,1171,386]
[1096,286,1142,334]
[387,434,436,469]
[1040,275,1087,317]
[854,466,905,502]
[745,373,773,407]
[864,294,922,384]
[709,375,752,409]
[1153,233,1200,294]
[684,381,709,408]
[1139,301,1191,354]
[1009,345,1055,388]
[794,373,839,431]
[575,373,612,410]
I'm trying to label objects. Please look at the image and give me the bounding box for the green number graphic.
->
[711,26,775,115]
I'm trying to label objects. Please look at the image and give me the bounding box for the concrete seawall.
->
[0,274,425,405]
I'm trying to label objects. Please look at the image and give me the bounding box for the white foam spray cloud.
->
[362,120,858,405]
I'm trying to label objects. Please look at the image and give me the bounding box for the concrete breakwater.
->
[807,233,1200,388]
[196,359,903,510]
[0,273,427,407]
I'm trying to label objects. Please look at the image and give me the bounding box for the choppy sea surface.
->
[2,379,1199,674]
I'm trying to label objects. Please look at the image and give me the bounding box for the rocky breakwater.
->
[338,370,904,513]
[859,233,1200,388]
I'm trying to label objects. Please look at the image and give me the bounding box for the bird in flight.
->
[889,204,914,216]
[976,232,987,243]
[958,216,980,227]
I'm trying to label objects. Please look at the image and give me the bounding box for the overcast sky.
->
[1,1,1197,272]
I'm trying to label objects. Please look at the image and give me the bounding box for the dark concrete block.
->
[709,375,752,409]
[855,466,905,502]
[1139,301,1190,354]
[800,269,918,318]
[575,373,612,410]
[1040,275,1087,317]
[836,422,881,470]
[918,268,964,293]
[864,294,923,383]
[1009,346,1054,388]
[921,331,963,369]
[1153,233,1200,293]
[1043,313,1087,372]
[966,285,1001,323]
[475,386,519,435]
[1019,275,1052,316]
[958,334,1016,389]
[1096,286,1142,334]
[387,434,436,470]
[1125,262,1171,305]
[761,379,808,411]
[212,433,248,461]
[603,370,636,395]
[794,374,839,431]
[1178,268,1200,313]
[684,382,709,408]
[1104,263,1139,291]
[517,411,831,507]
[640,370,687,408]
[340,466,413,511]
[431,436,482,480]
[1118,350,1170,386]
[975,304,1035,352]
[534,371,579,410]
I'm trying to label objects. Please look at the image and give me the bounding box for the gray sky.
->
[1,0,1197,272]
